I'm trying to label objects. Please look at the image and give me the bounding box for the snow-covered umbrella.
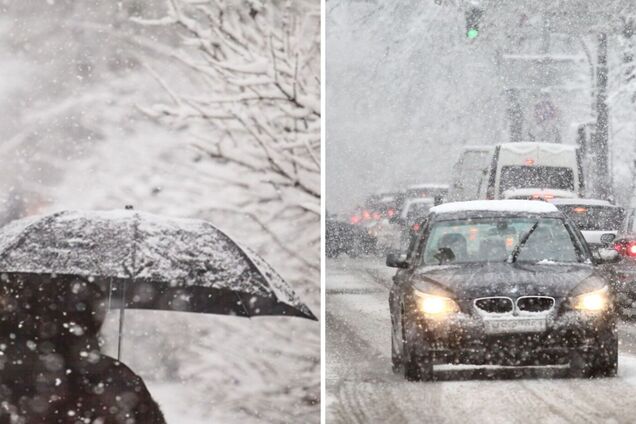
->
[0,209,316,358]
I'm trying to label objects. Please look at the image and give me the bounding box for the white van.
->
[485,142,584,200]
[450,146,493,201]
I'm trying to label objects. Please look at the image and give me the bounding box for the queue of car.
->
[334,140,635,381]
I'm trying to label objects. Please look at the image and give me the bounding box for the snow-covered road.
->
[326,257,636,423]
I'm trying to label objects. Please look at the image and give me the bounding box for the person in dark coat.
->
[0,273,166,423]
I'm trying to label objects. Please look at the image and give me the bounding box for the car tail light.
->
[350,215,361,225]
[525,158,535,166]
[387,208,395,217]
[372,212,381,220]
[362,210,371,220]
[412,223,420,232]
[573,207,588,213]
[615,240,636,257]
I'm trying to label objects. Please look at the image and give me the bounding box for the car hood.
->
[411,262,602,299]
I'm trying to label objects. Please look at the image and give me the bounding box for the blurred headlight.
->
[414,290,459,315]
[572,287,609,312]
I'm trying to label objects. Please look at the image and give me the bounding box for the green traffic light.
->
[467,28,479,39]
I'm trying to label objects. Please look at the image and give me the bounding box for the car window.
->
[419,217,581,265]
[500,166,575,195]
[406,203,432,222]
[405,219,427,261]
[556,205,625,231]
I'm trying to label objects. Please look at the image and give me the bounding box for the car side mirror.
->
[386,251,408,268]
[593,247,621,265]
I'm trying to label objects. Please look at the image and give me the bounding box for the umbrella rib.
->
[233,292,251,318]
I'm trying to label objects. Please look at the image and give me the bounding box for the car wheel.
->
[391,330,402,373]
[402,316,433,381]
[569,329,618,378]
[592,330,618,377]
[568,350,592,378]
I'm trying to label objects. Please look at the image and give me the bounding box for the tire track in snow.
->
[327,308,408,424]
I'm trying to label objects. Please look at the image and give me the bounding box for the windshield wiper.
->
[507,221,539,264]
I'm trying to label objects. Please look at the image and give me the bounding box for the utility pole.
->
[594,32,612,200]
[506,88,523,142]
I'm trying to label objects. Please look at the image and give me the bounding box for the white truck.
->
[485,142,584,200]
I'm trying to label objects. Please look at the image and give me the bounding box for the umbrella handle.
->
[117,279,127,361]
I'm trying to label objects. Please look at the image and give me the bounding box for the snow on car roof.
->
[498,142,578,154]
[405,197,435,205]
[550,198,616,207]
[430,200,558,215]
[408,183,449,190]
[502,188,578,199]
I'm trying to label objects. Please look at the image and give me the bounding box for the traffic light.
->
[465,7,483,39]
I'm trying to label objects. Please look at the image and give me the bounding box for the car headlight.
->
[572,287,609,312]
[414,290,459,315]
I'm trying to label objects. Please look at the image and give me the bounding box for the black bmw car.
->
[388,200,620,381]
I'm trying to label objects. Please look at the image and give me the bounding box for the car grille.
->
[474,297,513,314]
[516,296,555,313]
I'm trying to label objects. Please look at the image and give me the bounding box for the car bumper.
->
[409,311,615,366]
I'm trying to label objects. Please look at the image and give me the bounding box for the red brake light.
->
[362,210,371,220]
[387,208,395,217]
[412,223,420,232]
[372,212,381,220]
[525,159,535,166]
[573,207,588,213]
[350,215,361,225]
[615,240,636,257]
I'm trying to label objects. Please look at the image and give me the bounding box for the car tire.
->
[391,331,402,374]
[401,316,433,381]
[568,350,592,378]
[569,329,618,378]
[592,330,618,377]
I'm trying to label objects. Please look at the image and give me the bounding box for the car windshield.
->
[556,205,625,231]
[500,166,575,195]
[419,217,582,265]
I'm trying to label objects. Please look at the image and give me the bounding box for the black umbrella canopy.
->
[0,210,316,320]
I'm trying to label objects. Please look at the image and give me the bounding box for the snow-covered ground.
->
[327,257,636,423]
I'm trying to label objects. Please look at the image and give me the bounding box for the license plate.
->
[484,318,546,334]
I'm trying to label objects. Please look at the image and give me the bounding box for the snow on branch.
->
[134,0,320,267]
